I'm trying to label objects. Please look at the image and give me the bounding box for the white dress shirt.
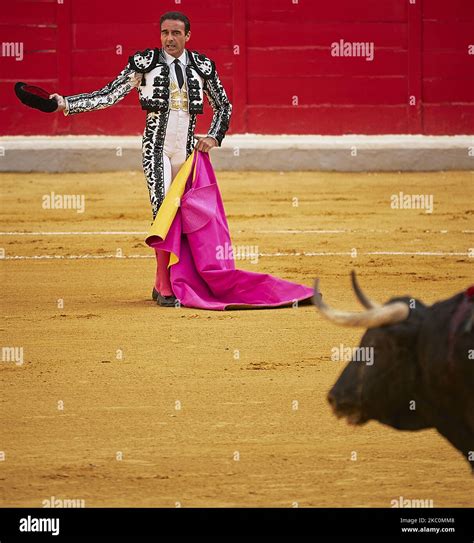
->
[162,48,188,87]
[163,48,218,145]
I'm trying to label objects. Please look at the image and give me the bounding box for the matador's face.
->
[160,19,190,58]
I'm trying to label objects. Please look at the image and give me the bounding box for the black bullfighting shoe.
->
[156,292,178,307]
[152,287,159,301]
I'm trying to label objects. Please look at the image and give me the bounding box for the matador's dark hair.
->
[160,11,191,34]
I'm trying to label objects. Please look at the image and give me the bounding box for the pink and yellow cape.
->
[145,150,314,310]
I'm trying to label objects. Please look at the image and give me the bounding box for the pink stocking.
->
[154,248,173,296]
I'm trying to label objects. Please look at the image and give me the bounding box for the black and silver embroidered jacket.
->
[63,48,232,218]
[64,48,232,147]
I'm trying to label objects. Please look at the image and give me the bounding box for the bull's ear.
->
[383,307,425,341]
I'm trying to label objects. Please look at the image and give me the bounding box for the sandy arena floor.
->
[0,165,473,507]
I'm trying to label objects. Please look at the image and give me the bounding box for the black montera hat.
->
[14,82,58,113]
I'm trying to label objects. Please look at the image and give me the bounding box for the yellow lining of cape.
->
[145,150,199,267]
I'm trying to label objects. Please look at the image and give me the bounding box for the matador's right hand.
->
[49,93,66,112]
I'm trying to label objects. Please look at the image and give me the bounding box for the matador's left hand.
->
[195,136,217,153]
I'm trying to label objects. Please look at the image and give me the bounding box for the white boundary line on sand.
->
[0,231,149,236]
[0,229,473,236]
[2,255,154,260]
[1,251,470,260]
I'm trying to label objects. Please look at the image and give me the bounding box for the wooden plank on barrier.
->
[408,0,422,133]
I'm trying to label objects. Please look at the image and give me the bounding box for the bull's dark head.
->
[314,272,429,431]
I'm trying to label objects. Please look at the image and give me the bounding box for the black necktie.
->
[174,59,184,89]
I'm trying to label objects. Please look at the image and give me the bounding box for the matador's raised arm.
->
[63,64,141,116]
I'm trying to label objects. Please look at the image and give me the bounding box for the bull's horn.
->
[350,270,381,309]
[312,278,409,327]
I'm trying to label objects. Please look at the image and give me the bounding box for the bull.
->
[313,272,474,471]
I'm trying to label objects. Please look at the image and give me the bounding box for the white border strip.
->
[1,134,473,150]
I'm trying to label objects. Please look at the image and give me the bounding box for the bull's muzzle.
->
[327,386,367,425]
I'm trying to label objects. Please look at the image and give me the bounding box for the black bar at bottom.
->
[0,507,473,539]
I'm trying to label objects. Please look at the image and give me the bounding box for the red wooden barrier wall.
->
[1,0,473,136]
